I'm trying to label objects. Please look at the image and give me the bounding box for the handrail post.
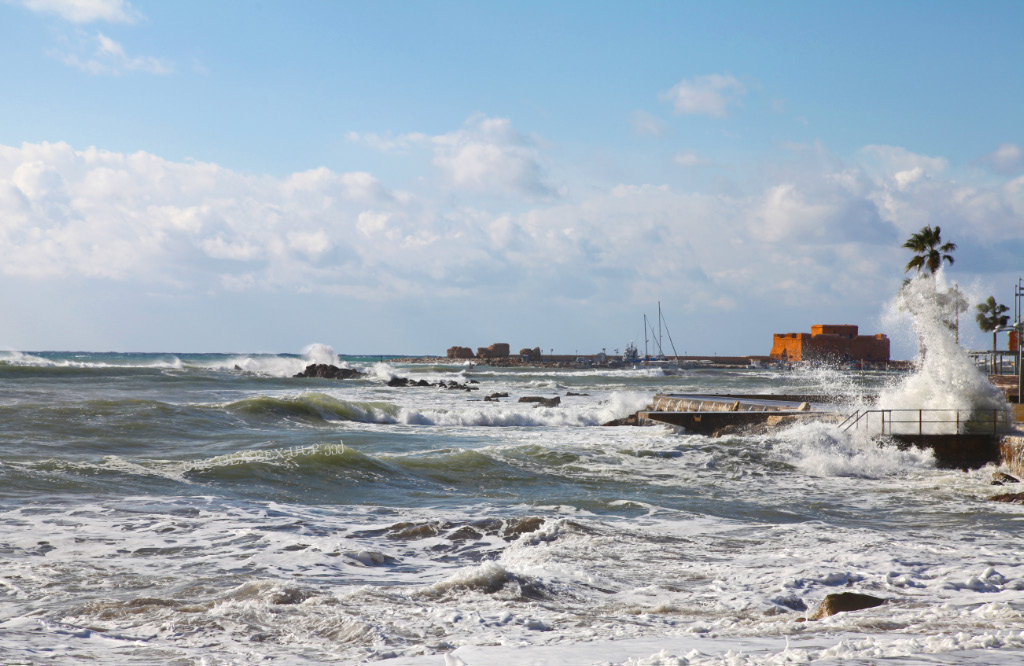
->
[919,409,923,435]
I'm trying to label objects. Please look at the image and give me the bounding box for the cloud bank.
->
[3,124,1021,327]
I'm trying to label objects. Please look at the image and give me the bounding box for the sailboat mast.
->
[643,314,649,358]
[658,301,663,358]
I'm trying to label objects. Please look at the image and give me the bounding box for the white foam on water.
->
[217,342,347,377]
[394,391,652,427]
[0,350,184,369]
[877,273,1011,432]
[768,420,935,478]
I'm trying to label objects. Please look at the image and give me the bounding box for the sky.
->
[1,0,1022,357]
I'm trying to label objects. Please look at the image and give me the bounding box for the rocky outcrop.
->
[294,364,364,379]
[447,346,474,359]
[989,492,1024,503]
[805,592,886,620]
[992,471,1021,486]
[387,376,477,391]
[484,392,510,402]
[518,396,561,407]
[477,343,510,359]
[603,414,639,426]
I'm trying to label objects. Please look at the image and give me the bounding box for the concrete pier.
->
[640,393,1024,471]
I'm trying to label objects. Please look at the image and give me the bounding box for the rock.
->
[989,492,1024,503]
[486,392,510,400]
[566,391,589,396]
[387,377,411,387]
[518,396,560,407]
[603,414,639,426]
[446,346,474,359]
[992,472,1021,486]
[805,592,886,620]
[293,364,364,380]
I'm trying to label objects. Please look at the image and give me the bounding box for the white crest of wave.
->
[221,343,346,377]
[0,350,55,366]
[770,421,935,477]
[397,391,653,427]
[368,362,398,382]
[877,272,1010,430]
[300,343,340,366]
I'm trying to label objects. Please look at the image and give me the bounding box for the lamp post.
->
[997,278,1024,405]
[1018,278,1024,404]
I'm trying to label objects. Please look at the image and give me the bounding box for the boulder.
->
[992,471,1021,486]
[806,592,886,620]
[518,396,560,407]
[446,346,474,359]
[989,492,1024,503]
[603,414,639,426]
[294,364,364,380]
[387,377,411,387]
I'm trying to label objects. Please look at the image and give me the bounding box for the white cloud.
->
[0,137,1020,324]
[20,0,137,23]
[673,151,708,168]
[660,74,745,117]
[60,32,172,75]
[629,110,670,137]
[353,115,554,197]
[981,143,1023,174]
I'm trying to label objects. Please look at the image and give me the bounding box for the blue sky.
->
[1,0,1022,357]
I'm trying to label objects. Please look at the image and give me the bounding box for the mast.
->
[658,301,664,359]
[643,314,649,359]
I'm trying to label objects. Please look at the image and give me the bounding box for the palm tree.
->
[976,296,1010,373]
[903,225,957,274]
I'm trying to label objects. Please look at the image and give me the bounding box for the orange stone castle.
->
[770,324,890,363]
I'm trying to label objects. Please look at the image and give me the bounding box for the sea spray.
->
[223,343,346,376]
[877,272,1010,433]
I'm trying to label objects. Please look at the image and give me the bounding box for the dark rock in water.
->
[387,377,410,387]
[603,413,639,426]
[415,379,431,387]
[446,526,483,541]
[989,492,1024,503]
[992,472,1021,486]
[805,592,886,620]
[294,364,364,379]
[566,391,589,397]
[518,396,560,407]
[485,392,510,401]
[503,516,544,539]
[271,588,311,605]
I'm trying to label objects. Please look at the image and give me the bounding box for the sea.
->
[2,279,1023,665]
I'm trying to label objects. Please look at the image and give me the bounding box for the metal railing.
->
[839,408,1012,435]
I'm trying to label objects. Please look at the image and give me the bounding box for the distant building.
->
[770,324,890,363]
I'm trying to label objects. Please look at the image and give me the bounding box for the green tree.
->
[903,225,957,274]
[976,296,1010,373]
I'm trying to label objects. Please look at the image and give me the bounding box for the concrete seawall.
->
[641,393,1024,471]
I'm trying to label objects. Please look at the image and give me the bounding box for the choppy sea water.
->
[2,345,1024,666]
